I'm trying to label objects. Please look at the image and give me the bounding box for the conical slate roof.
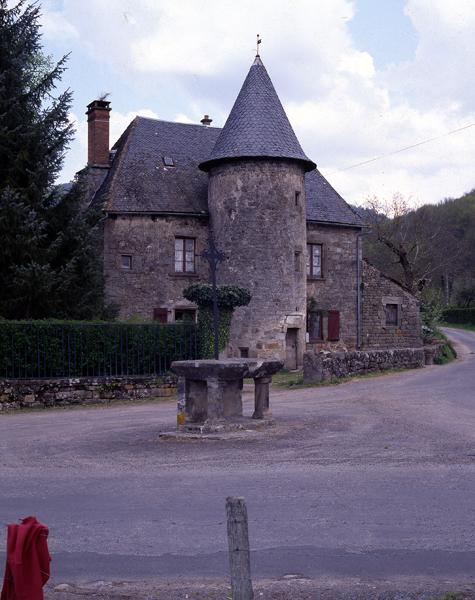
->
[199,56,316,172]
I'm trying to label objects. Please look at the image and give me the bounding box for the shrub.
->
[434,342,457,365]
[183,283,251,359]
[195,306,233,358]
[183,283,251,309]
[442,307,475,325]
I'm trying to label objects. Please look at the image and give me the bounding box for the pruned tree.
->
[363,193,460,296]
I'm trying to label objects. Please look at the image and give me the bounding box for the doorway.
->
[285,328,298,370]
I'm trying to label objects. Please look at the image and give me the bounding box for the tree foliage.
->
[183,283,252,309]
[362,191,475,304]
[0,1,110,319]
[195,307,233,359]
[183,283,251,358]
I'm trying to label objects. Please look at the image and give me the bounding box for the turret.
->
[200,55,315,367]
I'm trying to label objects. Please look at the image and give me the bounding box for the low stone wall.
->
[303,347,425,383]
[0,375,177,411]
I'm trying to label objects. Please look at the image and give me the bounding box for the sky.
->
[38,0,475,206]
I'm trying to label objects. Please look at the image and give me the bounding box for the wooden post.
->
[226,497,254,600]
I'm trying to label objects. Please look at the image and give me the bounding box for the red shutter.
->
[327,310,340,341]
[153,308,168,323]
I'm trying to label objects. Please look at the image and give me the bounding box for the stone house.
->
[82,55,422,368]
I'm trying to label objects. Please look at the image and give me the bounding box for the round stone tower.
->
[200,56,315,368]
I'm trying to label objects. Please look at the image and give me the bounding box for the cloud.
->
[383,0,475,110]
[44,0,475,205]
[41,9,79,42]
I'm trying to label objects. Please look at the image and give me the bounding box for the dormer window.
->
[162,156,175,167]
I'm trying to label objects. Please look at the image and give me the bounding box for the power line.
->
[328,122,475,174]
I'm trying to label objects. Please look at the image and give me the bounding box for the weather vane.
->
[256,34,262,57]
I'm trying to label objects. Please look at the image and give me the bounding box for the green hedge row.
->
[0,321,198,379]
[442,308,475,325]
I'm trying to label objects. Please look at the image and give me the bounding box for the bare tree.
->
[363,194,458,295]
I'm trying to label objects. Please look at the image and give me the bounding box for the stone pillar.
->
[187,379,208,422]
[206,377,225,422]
[252,376,271,419]
[176,376,186,428]
[207,377,243,422]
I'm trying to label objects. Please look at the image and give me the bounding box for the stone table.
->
[171,359,283,431]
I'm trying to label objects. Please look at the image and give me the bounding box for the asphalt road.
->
[1,327,475,588]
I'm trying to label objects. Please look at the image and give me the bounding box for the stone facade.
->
[303,347,424,383]
[0,375,176,411]
[306,223,359,350]
[102,213,422,363]
[207,160,307,366]
[104,214,210,321]
[361,261,422,349]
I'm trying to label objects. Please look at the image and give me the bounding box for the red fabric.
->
[1,517,50,600]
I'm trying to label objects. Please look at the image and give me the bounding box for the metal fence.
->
[0,322,198,379]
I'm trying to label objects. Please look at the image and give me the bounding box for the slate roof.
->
[95,118,362,227]
[199,57,315,172]
[97,117,221,214]
[305,169,364,227]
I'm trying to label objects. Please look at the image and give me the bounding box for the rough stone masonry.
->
[303,348,425,383]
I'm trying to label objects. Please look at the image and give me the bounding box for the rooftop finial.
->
[256,33,261,57]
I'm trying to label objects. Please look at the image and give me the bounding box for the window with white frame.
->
[306,243,322,278]
[174,237,195,273]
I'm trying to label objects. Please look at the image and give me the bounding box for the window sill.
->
[169,272,200,278]
[307,276,325,281]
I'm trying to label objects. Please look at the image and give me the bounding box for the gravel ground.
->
[2,327,475,599]
[45,576,475,600]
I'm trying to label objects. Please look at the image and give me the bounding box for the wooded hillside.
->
[358,190,475,307]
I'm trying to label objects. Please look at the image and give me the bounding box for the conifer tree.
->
[0,1,111,319]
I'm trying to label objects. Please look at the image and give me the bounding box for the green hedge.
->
[0,320,197,379]
[442,308,475,325]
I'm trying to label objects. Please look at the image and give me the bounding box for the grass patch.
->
[428,325,458,365]
[434,342,457,364]
[269,366,413,390]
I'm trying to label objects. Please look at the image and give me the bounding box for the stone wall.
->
[306,223,359,350]
[303,347,424,383]
[0,375,176,411]
[361,261,422,349]
[207,159,307,367]
[103,214,210,321]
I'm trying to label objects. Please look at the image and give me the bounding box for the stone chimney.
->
[200,114,212,126]
[86,99,111,166]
